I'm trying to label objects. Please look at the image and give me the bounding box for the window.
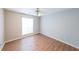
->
[22,17,33,35]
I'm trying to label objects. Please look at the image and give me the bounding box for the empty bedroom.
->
[0,8,79,51]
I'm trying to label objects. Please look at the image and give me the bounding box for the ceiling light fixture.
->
[36,8,41,16]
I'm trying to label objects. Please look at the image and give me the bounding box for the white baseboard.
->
[5,32,39,43]
[5,37,22,43]
[0,42,5,51]
[41,33,79,49]
[22,32,39,39]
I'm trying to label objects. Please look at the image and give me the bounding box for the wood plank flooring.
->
[2,34,79,51]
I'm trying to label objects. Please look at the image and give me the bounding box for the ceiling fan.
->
[36,8,42,16]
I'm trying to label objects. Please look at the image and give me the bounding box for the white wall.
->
[41,9,79,48]
[5,10,40,43]
[0,9,4,49]
[5,10,22,42]
[33,17,40,33]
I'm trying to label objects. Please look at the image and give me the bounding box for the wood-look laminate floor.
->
[2,34,79,51]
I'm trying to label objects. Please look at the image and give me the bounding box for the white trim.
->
[22,33,39,39]
[5,33,39,43]
[0,42,5,51]
[41,33,79,49]
[5,37,22,43]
